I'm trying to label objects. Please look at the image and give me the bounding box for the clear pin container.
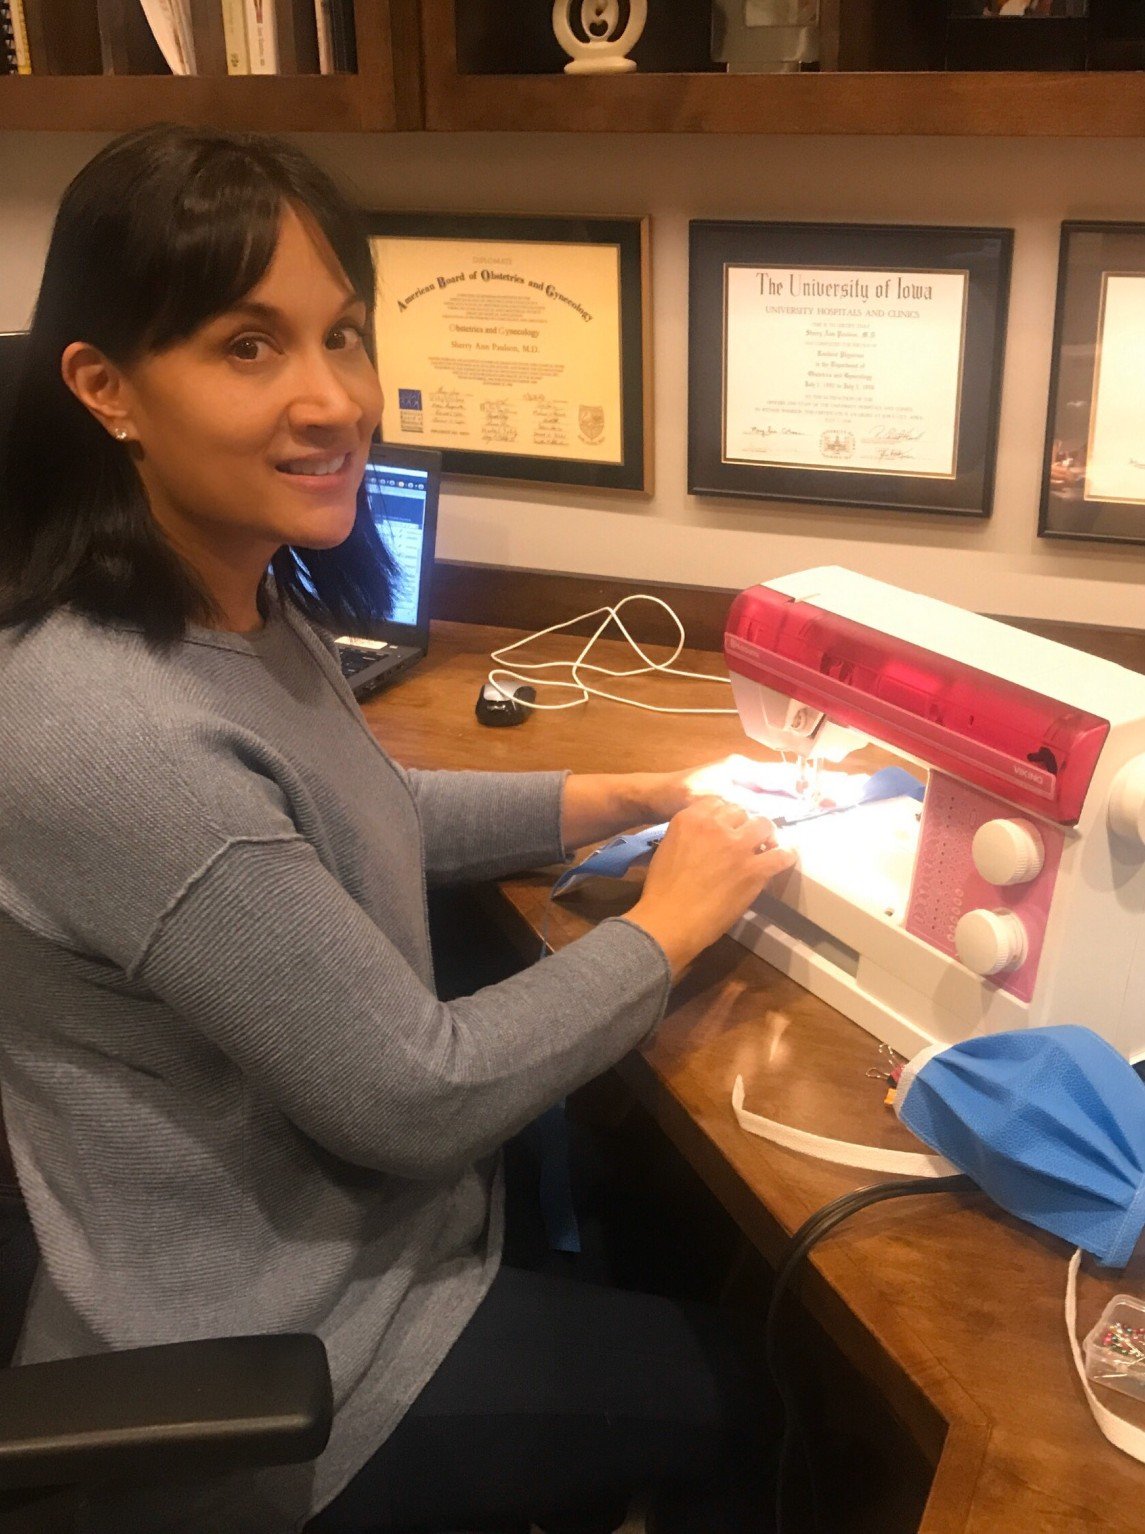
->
[1084,1294,1145,1402]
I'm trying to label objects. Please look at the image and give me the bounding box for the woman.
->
[0,125,793,1533]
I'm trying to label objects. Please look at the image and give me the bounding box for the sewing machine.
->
[724,566,1145,1062]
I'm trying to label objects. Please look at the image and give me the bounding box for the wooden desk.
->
[364,620,1145,1534]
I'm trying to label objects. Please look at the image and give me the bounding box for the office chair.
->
[0,1133,332,1534]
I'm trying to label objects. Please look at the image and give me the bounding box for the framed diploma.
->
[1041,222,1145,545]
[365,213,650,492]
[688,221,1012,517]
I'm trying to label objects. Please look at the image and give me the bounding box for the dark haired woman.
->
[0,125,792,1534]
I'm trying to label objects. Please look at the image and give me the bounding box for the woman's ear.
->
[61,341,136,443]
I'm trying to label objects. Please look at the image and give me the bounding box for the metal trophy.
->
[551,0,648,74]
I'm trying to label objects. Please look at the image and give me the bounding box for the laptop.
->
[335,443,441,700]
[0,331,29,485]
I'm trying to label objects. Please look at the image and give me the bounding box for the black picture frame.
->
[688,220,1012,517]
[364,212,650,493]
[1040,221,1145,546]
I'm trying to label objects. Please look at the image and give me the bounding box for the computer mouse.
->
[475,681,536,727]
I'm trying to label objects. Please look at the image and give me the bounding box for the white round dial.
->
[955,909,1028,977]
[971,819,1044,887]
[1109,756,1145,846]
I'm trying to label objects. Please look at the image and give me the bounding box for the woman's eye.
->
[326,324,365,352]
[229,334,272,363]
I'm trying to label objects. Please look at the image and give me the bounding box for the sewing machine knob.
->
[955,909,1028,977]
[971,819,1044,886]
[1108,756,1145,845]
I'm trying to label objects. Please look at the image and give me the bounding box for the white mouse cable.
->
[487,593,739,717]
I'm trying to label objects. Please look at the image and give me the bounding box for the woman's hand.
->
[643,753,792,823]
[560,756,790,852]
[624,796,797,978]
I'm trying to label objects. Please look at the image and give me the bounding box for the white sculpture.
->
[551,0,648,75]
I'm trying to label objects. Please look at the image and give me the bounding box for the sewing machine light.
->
[729,671,870,761]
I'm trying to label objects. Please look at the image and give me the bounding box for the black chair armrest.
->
[0,1334,331,1491]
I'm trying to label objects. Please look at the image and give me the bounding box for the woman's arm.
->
[559,754,780,850]
[137,835,671,1181]
[403,767,569,885]
[559,771,686,850]
[406,754,772,884]
[137,796,791,1177]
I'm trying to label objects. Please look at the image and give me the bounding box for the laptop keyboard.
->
[339,645,390,679]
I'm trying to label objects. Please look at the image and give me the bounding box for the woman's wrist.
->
[637,770,691,826]
[560,771,676,850]
[624,898,696,980]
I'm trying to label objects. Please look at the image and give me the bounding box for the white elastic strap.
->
[732,1077,1145,1461]
[890,1039,948,1115]
[731,1076,959,1178]
[1066,1247,1145,1462]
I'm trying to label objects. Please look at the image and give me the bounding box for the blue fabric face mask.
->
[896,1026,1145,1268]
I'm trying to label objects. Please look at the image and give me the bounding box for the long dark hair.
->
[0,123,396,643]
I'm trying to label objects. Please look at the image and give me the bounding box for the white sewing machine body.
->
[725,567,1145,1062]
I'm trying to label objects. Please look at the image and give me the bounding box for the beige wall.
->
[4,128,1145,626]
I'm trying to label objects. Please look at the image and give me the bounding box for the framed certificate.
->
[365,213,650,493]
[688,221,1012,517]
[1041,222,1145,545]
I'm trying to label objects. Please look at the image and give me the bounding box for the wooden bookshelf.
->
[419,0,1145,138]
[0,0,415,132]
[3,0,1145,138]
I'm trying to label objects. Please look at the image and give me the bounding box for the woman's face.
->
[117,203,382,584]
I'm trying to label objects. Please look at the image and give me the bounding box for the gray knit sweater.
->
[0,604,671,1532]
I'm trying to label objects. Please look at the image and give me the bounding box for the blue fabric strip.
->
[551,766,925,899]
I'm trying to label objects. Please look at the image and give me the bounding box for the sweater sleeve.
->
[136,835,669,1179]
[402,767,570,885]
[0,705,303,972]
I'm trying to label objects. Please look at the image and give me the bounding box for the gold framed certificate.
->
[1041,222,1145,545]
[365,213,651,493]
[689,221,1012,517]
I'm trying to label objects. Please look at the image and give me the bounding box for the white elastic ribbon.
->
[731,1074,1145,1465]
[731,1075,958,1177]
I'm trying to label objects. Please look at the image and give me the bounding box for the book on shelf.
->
[220,0,247,71]
[97,0,169,72]
[327,0,352,71]
[240,0,329,75]
[313,0,332,72]
[275,0,318,72]
[1,0,23,72]
[243,0,276,71]
[2,0,347,75]
[139,0,191,71]
[188,0,227,72]
[9,0,30,71]
[0,4,12,73]
[21,0,103,70]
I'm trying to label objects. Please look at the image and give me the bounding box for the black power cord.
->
[766,1174,976,1534]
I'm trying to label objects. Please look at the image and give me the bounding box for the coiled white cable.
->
[487,593,739,716]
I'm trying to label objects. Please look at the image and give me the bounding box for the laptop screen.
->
[363,457,430,629]
[0,332,29,485]
[357,443,440,642]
